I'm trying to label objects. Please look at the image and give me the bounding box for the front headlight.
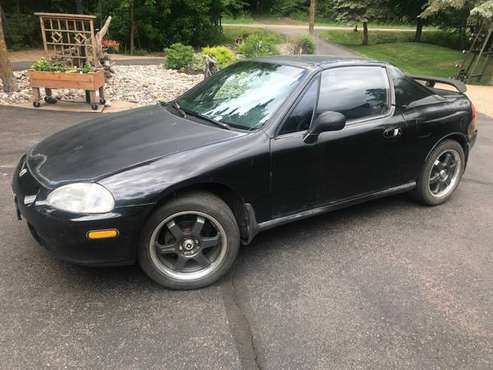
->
[46,183,115,214]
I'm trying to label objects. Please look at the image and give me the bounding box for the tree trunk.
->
[75,0,83,14]
[0,5,16,93]
[353,24,358,32]
[94,16,111,67]
[97,0,103,28]
[129,0,135,55]
[309,0,316,35]
[415,18,423,42]
[362,22,368,46]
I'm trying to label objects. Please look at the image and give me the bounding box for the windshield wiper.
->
[169,101,187,118]
[184,110,231,130]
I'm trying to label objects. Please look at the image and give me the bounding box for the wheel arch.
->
[150,182,254,243]
[425,132,469,164]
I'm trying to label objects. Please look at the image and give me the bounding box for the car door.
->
[314,65,419,204]
[270,76,321,218]
[271,65,420,218]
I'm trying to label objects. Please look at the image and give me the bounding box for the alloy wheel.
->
[149,211,227,281]
[428,149,461,198]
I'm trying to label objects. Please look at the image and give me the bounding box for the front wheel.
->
[413,140,465,206]
[138,192,240,289]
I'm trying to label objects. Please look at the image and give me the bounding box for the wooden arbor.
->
[30,12,106,110]
[456,21,493,84]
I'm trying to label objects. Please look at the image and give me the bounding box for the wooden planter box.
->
[28,69,106,110]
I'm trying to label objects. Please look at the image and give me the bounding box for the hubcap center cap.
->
[439,169,448,181]
[183,239,195,251]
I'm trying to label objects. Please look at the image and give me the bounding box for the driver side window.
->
[279,76,319,135]
[318,66,390,122]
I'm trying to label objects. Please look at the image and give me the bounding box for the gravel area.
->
[0,65,203,107]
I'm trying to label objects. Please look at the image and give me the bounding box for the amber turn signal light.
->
[87,229,119,240]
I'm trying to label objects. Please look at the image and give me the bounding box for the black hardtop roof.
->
[251,55,387,70]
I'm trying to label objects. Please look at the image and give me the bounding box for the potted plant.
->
[29,58,106,110]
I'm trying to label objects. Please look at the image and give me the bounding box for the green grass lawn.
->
[221,15,427,29]
[321,29,463,77]
[320,30,493,84]
[353,42,462,77]
[221,26,286,45]
[222,15,303,25]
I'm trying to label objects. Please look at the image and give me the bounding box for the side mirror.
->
[303,111,346,144]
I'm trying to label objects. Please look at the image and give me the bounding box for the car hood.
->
[27,104,244,188]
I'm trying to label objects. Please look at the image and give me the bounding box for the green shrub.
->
[201,46,237,68]
[31,58,94,74]
[191,53,205,72]
[239,33,279,58]
[291,34,316,55]
[164,43,195,70]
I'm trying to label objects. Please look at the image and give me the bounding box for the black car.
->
[12,56,478,289]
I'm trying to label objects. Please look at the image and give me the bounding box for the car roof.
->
[251,55,386,70]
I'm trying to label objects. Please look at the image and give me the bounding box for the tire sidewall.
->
[138,192,240,289]
[417,140,465,206]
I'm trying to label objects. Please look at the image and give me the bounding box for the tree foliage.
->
[331,0,392,45]
[1,0,491,52]
[422,0,493,21]
[0,0,224,51]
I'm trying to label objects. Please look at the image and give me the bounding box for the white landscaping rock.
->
[0,65,203,107]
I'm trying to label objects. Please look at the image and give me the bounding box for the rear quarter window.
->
[389,66,433,107]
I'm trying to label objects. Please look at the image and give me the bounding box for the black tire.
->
[413,140,465,206]
[44,96,57,104]
[138,192,240,289]
[91,104,99,111]
[33,101,40,108]
[100,98,106,105]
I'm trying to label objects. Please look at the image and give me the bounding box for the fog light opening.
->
[87,229,119,240]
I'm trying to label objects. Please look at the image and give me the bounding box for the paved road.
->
[1,106,492,369]
[262,25,358,57]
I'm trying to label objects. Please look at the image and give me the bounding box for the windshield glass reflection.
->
[177,62,307,130]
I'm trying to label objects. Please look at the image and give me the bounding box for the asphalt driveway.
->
[0,106,492,369]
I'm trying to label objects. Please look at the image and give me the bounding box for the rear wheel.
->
[138,192,240,289]
[413,140,465,206]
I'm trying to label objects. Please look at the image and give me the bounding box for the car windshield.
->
[176,61,307,130]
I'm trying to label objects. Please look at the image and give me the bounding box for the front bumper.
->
[12,160,151,266]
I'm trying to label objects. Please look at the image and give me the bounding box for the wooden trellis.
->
[456,21,493,84]
[34,12,97,67]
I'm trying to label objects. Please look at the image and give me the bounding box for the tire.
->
[138,192,240,289]
[413,140,465,206]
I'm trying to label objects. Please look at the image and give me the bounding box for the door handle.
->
[383,127,402,139]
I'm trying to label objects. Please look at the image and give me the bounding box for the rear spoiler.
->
[409,75,467,94]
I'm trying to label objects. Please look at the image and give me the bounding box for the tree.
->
[422,0,493,19]
[75,0,84,13]
[390,0,428,41]
[309,0,316,34]
[0,3,16,93]
[129,0,135,55]
[421,0,493,47]
[332,0,388,45]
